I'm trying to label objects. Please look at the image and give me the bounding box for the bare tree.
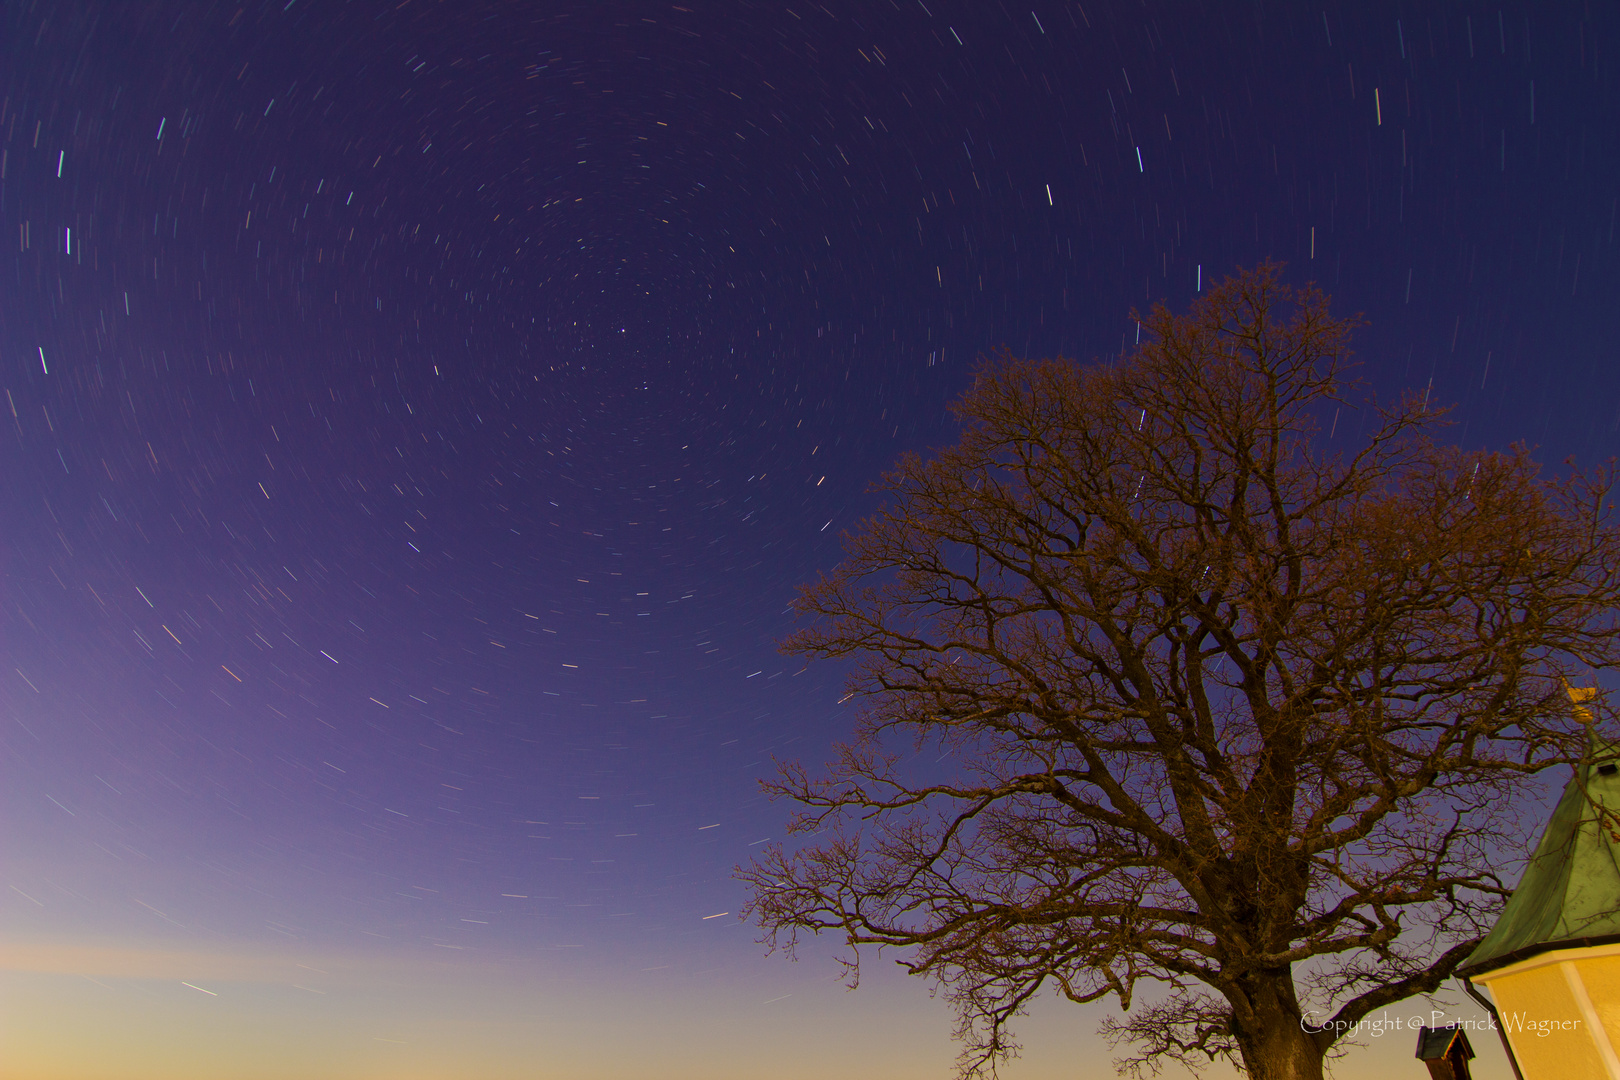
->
[739,264,1620,1080]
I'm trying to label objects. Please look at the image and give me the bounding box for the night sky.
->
[3,3,1616,1078]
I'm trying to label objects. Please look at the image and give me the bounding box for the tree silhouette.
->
[740,264,1620,1080]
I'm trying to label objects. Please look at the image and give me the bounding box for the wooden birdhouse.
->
[1415,1025,1475,1080]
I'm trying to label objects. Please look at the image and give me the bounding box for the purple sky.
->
[3,2,1613,1077]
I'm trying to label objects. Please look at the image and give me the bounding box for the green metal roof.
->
[1457,727,1620,977]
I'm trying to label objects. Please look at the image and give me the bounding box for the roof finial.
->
[1566,680,1598,722]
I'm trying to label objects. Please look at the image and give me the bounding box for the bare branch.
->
[741,265,1620,1080]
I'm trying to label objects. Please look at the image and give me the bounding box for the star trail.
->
[2,3,1616,1078]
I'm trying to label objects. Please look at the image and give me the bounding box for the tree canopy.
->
[739,264,1620,1080]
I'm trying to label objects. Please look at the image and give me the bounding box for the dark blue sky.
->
[2,3,1615,1076]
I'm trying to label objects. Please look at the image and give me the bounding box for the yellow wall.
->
[1575,953,1620,1055]
[1479,950,1620,1080]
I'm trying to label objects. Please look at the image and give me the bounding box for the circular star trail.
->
[2,3,1616,1077]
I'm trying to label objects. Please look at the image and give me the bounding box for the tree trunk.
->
[1228,975,1328,1080]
